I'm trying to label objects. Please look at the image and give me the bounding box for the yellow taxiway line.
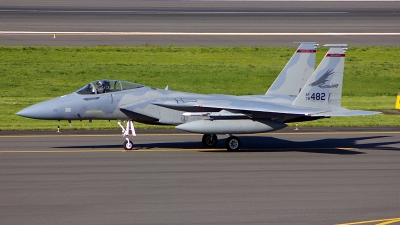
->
[0,149,219,153]
[0,147,357,154]
[1,131,400,139]
[336,217,400,225]
[0,133,200,138]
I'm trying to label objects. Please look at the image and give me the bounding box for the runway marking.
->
[0,149,217,153]
[336,217,400,225]
[0,147,356,154]
[1,31,400,36]
[0,150,123,153]
[0,10,348,14]
[1,131,400,138]
[0,133,201,138]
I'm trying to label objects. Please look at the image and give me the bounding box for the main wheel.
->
[202,134,218,147]
[123,139,133,150]
[225,136,241,151]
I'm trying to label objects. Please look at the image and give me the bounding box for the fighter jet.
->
[16,43,380,151]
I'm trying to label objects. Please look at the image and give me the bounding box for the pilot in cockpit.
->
[96,81,104,93]
[76,80,144,95]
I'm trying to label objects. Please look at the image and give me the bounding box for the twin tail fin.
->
[292,44,347,110]
[266,42,317,96]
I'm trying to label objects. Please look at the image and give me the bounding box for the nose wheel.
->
[123,139,133,150]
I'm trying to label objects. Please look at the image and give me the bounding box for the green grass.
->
[1,46,399,131]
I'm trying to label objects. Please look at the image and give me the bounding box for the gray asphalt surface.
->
[1,1,399,46]
[1,128,400,225]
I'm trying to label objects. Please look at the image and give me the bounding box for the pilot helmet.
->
[96,81,102,86]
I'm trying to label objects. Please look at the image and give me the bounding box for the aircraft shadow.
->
[53,135,400,155]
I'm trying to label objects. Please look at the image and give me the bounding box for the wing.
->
[152,96,380,119]
[152,97,322,117]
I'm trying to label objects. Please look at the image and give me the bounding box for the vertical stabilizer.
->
[292,44,348,110]
[266,42,317,96]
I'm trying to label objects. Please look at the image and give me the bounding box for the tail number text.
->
[306,93,326,101]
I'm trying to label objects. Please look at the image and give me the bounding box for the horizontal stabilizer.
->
[310,109,381,117]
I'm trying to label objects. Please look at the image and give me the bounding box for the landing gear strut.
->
[118,120,136,150]
[202,134,218,148]
[225,136,241,151]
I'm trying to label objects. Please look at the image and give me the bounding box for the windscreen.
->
[76,80,144,95]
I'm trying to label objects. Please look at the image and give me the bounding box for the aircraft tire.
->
[225,136,241,151]
[202,134,218,147]
[123,140,133,150]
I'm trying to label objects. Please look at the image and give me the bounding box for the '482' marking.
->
[306,93,326,101]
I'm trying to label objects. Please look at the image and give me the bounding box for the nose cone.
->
[16,101,57,119]
[16,96,67,120]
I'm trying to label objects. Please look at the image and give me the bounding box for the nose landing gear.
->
[118,120,136,150]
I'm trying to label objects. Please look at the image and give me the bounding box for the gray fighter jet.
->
[16,43,380,151]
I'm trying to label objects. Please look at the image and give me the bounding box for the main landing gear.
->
[118,120,136,150]
[201,134,241,151]
[225,136,241,152]
[202,134,218,148]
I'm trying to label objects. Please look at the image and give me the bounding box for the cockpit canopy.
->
[76,80,144,95]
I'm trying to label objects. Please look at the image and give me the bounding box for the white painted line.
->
[0,10,348,14]
[1,31,400,36]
